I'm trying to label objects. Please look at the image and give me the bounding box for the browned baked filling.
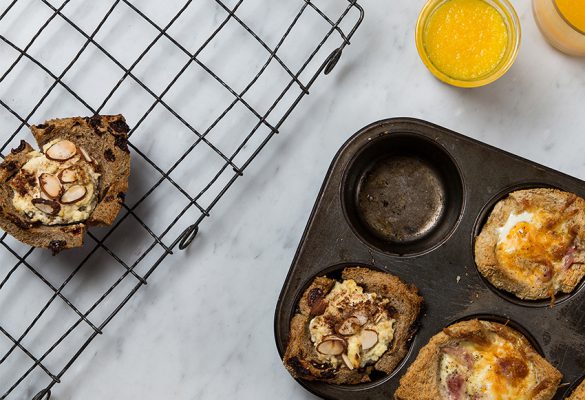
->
[395,319,562,400]
[475,188,585,300]
[283,267,422,385]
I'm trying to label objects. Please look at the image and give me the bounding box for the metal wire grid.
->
[0,0,363,398]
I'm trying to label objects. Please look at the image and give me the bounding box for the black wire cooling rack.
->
[0,0,363,398]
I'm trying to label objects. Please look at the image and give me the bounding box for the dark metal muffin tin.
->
[274,118,585,400]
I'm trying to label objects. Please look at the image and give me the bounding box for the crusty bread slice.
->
[394,319,562,400]
[283,266,423,385]
[0,115,131,253]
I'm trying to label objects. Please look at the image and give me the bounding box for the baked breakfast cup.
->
[395,319,562,400]
[283,266,422,385]
[475,188,585,300]
[0,115,131,253]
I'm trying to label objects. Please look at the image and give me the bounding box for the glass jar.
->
[533,0,585,56]
[415,0,521,88]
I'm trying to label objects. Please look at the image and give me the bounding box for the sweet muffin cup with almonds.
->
[283,266,422,385]
[0,115,131,253]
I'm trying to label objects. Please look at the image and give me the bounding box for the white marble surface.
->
[1,0,585,399]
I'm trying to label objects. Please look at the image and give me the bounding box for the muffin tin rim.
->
[274,117,585,399]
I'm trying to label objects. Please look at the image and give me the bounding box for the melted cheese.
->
[439,334,537,399]
[309,280,395,368]
[10,140,100,225]
[495,209,574,289]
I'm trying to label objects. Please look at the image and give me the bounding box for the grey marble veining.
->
[60,1,584,398]
[1,0,584,398]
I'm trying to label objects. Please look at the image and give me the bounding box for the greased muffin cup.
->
[274,118,585,399]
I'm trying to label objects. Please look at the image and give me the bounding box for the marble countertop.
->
[2,0,585,398]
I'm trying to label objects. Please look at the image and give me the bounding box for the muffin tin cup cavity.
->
[342,132,464,256]
[473,183,585,308]
[275,118,585,400]
[287,263,420,393]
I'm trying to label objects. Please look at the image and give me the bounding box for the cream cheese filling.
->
[10,139,100,225]
[309,280,396,369]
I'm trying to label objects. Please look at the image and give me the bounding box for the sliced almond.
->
[316,335,346,356]
[341,353,354,370]
[60,185,87,204]
[46,140,77,161]
[32,198,60,215]
[40,190,51,200]
[352,311,369,326]
[360,329,379,351]
[336,317,361,336]
[58,167,78,183]
[78,146,92,163]
[39,173,62,199]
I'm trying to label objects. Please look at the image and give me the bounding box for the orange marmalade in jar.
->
[533,0,585,56]
[416,0,521,88]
